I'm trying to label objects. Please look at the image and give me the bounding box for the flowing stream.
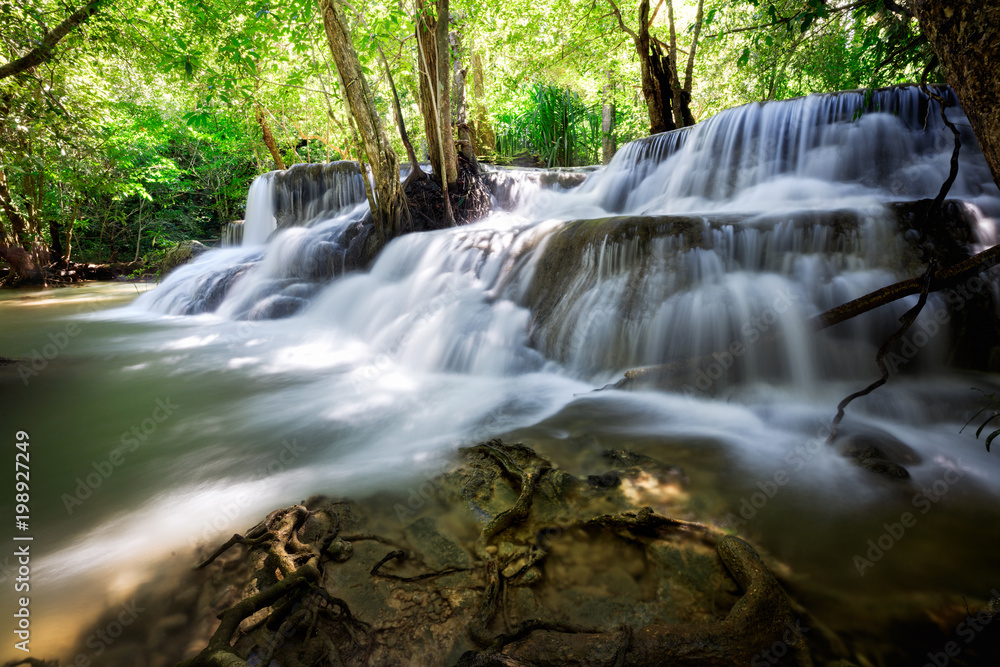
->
[4,85,1000,660]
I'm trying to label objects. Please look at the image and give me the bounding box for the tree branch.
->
[882,0,914,18]
[0,0,108,80]
[811,244,1000,330]
[606,0,638,41]
[703,0,868,39]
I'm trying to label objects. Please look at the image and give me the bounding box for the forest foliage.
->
[0,0,933,270]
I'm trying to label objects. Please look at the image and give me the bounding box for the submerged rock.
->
[835,431,921,479]
[246,294,308,320]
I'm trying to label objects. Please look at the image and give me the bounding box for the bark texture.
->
[609,0,676,135]
[319,0,409,241]
[416,0,458,187]
[913,0,1000,188]
[602,72,617,164]
[255,106,286,171]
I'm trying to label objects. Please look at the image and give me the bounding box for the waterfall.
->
[139,84,1000,384]
[242,172,276,245]
[36,87,1000,637]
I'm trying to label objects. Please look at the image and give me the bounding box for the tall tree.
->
[912,0,1000,188]
[602,70,617,163]
[607,0,676,135]
[415,0,458,226]
[318,0,409,242]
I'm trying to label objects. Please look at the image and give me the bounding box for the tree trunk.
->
[256,106,287,171]
[608,0,675,135]
[602,72,617,164]
[48,220,65,266]
[319,0,409,242]
[0,245,44,284]
[646,39,676,134]
[379,44,424,186]
[0,171,30,249]
[416,0,458,187]
[471,50,495,154]
[665,0,685,128]
[450,29,479,172]
[913,0,1000,189]
[415,0,456,226]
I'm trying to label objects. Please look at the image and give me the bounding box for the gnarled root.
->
[462,535,813,666]
[180,503,361,667]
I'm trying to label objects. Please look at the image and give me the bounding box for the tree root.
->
[465,442,556,647]
[181,503,359,667]
[369,548,469,582]
[476,441,549,547]
[462,535,814,666]
[178,565,318,667]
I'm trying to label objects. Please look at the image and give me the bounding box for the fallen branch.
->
[811,243,1000,330]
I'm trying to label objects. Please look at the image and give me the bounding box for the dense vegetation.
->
[0,0,943,281]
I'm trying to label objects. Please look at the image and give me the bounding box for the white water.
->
[12,85,1000,658]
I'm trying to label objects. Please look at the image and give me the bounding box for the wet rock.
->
[246,294,308,320]
[326,536,354,562]
[298,506,339,547]
[836,432,920,479]
[281,281,318,299]
[403,516,472,570]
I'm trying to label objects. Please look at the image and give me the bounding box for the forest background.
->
[0,0,929,273]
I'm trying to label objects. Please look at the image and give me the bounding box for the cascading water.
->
[13,84,1000,661]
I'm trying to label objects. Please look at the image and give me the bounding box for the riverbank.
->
[50,441,1000,667]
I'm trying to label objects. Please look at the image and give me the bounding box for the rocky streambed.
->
[50,441,1000,667]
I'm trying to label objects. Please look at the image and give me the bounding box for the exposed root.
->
[181,503,359,667]
[180,442,826,666]
[196,530,274,570]
[368,549,469,582]
[462,536,813,666]
[405,154,492,230]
